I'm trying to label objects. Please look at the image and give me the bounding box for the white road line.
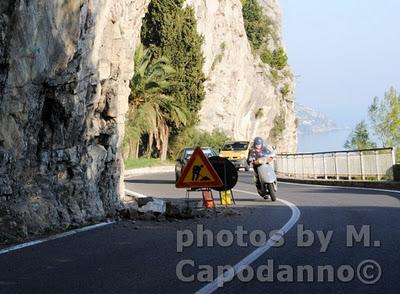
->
[195,189,301,294]
[0,222,114,256]
[278,181,400,194]
[125,188,147,198]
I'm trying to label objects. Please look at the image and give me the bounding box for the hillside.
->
[296,104,338,134]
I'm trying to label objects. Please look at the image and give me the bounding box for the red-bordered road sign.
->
[175,147,223,188]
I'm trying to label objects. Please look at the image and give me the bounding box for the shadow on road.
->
[285,186,400,198]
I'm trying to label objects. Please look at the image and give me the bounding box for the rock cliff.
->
[186,0,297,151]
[0,0,149,237]
[0,0,295,237]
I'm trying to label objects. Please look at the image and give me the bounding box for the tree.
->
[368,87,400,148]
[344,121,377,150]
[126,44,188,160]
[242,0,269,50]
[141,0,205,115]
[168,127,230,159]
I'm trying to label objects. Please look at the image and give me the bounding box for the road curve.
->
[0,171,399,294]
[126,171,400,293]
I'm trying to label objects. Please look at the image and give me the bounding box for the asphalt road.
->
[1,171,399,294]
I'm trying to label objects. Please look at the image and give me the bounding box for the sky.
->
[279,0,400,127]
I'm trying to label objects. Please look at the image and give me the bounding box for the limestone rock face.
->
[186,0,297,152]
[0,0,295,237]
[0,0,149,236]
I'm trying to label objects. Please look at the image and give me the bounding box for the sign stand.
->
[184,187,217,211]
[218,190,236,205]
[176,147,223,209]
[176,148,240,209]
[207,156,238,206]
[217,160,236,205]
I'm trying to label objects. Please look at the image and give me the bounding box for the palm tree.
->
[126,44,188,160]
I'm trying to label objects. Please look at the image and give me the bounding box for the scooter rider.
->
[248,137,273,188]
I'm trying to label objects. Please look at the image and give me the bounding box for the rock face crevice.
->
[0,0,149,236]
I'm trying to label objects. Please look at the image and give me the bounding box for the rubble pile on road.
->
[118,197,241,221]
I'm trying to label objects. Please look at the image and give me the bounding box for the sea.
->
[297,129,351,153]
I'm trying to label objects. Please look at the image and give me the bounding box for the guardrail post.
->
[312,154,316,179]
[392,147,396,165]
[391,147,396,181]
[334,153,339,180]
[360,151,365,180]
[374,150,381,180]
[346,152,351,180]
[285,155,289,176]
[323,154,327,179]
[301,155,305,178]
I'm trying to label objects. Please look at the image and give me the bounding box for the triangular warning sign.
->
[176,147,223,188]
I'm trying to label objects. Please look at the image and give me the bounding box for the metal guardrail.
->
[275,147,396,181]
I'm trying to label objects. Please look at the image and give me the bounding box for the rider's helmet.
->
[254,137,263,147]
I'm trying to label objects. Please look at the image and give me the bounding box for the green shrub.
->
[280,84,290,97]
[270,69,279,82]
[242,0,288,72]
[261,48,288,70]
[169,128,230,158]
[270,112,286,143]
[125,158,174,169]
[271,47,288,70]
[260,49,273,64]
[242,0,269,50]
[211,53,224,70]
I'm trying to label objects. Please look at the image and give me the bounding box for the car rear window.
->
[222,142,248,151]
[184,149,215,160]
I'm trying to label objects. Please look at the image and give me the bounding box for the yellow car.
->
[219,141,251,171]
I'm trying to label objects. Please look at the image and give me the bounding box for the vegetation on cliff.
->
[242,0,288,71]
[241,0,291,146]
[141,0,206,114]
[125,0,228,161]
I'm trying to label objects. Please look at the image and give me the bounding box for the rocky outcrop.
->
[186,0,297,152]
[0,0,149,236]
[0,0,295,237]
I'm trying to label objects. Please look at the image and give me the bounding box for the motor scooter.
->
[252,155,278,201]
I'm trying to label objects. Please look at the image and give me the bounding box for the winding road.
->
[1,171,399,293]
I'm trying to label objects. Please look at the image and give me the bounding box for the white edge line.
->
[195,189,301,294]
[278,181,400,194]
[0,222,114,256]
[125,188,147,198]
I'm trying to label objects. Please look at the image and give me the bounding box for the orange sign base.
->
[202,190,215,208]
